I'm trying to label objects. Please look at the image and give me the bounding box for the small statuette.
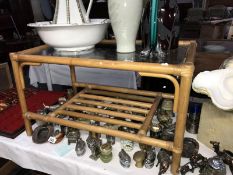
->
[160,123,175,141]
[75,138,86,156]
[118,149,131,168]
[86,133,101,161]
[66,128,80,145]
[48,125,65,144]
[119,126,135,152]
[200,156,226,175]
[32,125,54,144]
[100,143,113,163]
[161,99,174,118]
[157,111,173,127]
[133,150,146,168]
[58,97,67,105]
[182,137,199,158]
[106,135,115,145]
[89,120,101,139]
[66,88,74,99]
[139,143,152,152]
[150,124,163,139]
[104,123,117,145]
[144,148,156,169]
[156,149,171,175]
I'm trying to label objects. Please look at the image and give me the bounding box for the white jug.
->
[53,0,93,24]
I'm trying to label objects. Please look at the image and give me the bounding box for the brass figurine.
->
[133,150,146,168]
[100,143,113,163]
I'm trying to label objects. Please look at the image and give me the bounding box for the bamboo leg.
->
[70,65,77,94]
[10,54,32,135]
[171,75,193,174]
[18,64,25,89]
[19,62,42,90]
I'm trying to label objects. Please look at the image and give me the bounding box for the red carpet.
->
[0,89,65,138]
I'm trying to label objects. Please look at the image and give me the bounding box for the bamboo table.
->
[10,40,196,174]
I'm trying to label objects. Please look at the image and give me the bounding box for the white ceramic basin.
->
[28,19,110,51]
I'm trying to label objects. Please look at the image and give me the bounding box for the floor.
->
[0,158,48,175]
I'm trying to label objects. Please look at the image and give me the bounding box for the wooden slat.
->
[85,89,155,103]
[75,82,173,98]
[79,93,152,108]
[138,96,162,135]
[57,110,142,129]
[72,98,149,114]
[64,104,145,122]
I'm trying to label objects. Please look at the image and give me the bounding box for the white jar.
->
[108,0,143,53]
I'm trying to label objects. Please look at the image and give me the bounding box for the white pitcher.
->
[53,0,93,24]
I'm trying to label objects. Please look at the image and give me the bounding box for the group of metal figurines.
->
[31,89,232,175]
[140,0,180,61]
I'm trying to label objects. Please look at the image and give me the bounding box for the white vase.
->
[108,0,143,53]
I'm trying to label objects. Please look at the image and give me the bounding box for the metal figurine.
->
[156,149,171,175]
[43,104,60,112]
[89,120,101,139]
[75,137,86,156]
[180,162,194,175]
[161,99,174,118]
[190,153,208,172]
[66,128,80,145]
[86,132,101,161]
[200,156,226,175]
[32,125,54,144]
[104,124,117,145]
[118,149,131,168]
[100,143,113,163]
[210,141,233,174]
[160,124,175,141]
[144,148,156,169]
[157,111,173,127]
[139,143,152,152]
[179,153,207,175]
[150,124,163,139]
[118,126,134,152]
[66,88,74,99]
[133,150,146,168]
[58,97,67,105]
[182,137,199,158]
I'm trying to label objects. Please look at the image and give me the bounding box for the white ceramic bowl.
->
[28,19,110,51]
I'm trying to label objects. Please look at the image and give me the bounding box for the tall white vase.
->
[108,0,143,53]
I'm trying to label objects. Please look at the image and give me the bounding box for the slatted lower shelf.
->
[52,87,161,135]
[26,87,174,150]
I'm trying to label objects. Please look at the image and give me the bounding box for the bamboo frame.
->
[10,41,196,175]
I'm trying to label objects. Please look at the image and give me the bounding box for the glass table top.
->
[32,44,188,65]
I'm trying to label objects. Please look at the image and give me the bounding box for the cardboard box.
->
[197,100,233,151]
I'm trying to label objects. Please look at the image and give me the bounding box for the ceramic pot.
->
[53,0,93,24]
[108,0,143,53]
